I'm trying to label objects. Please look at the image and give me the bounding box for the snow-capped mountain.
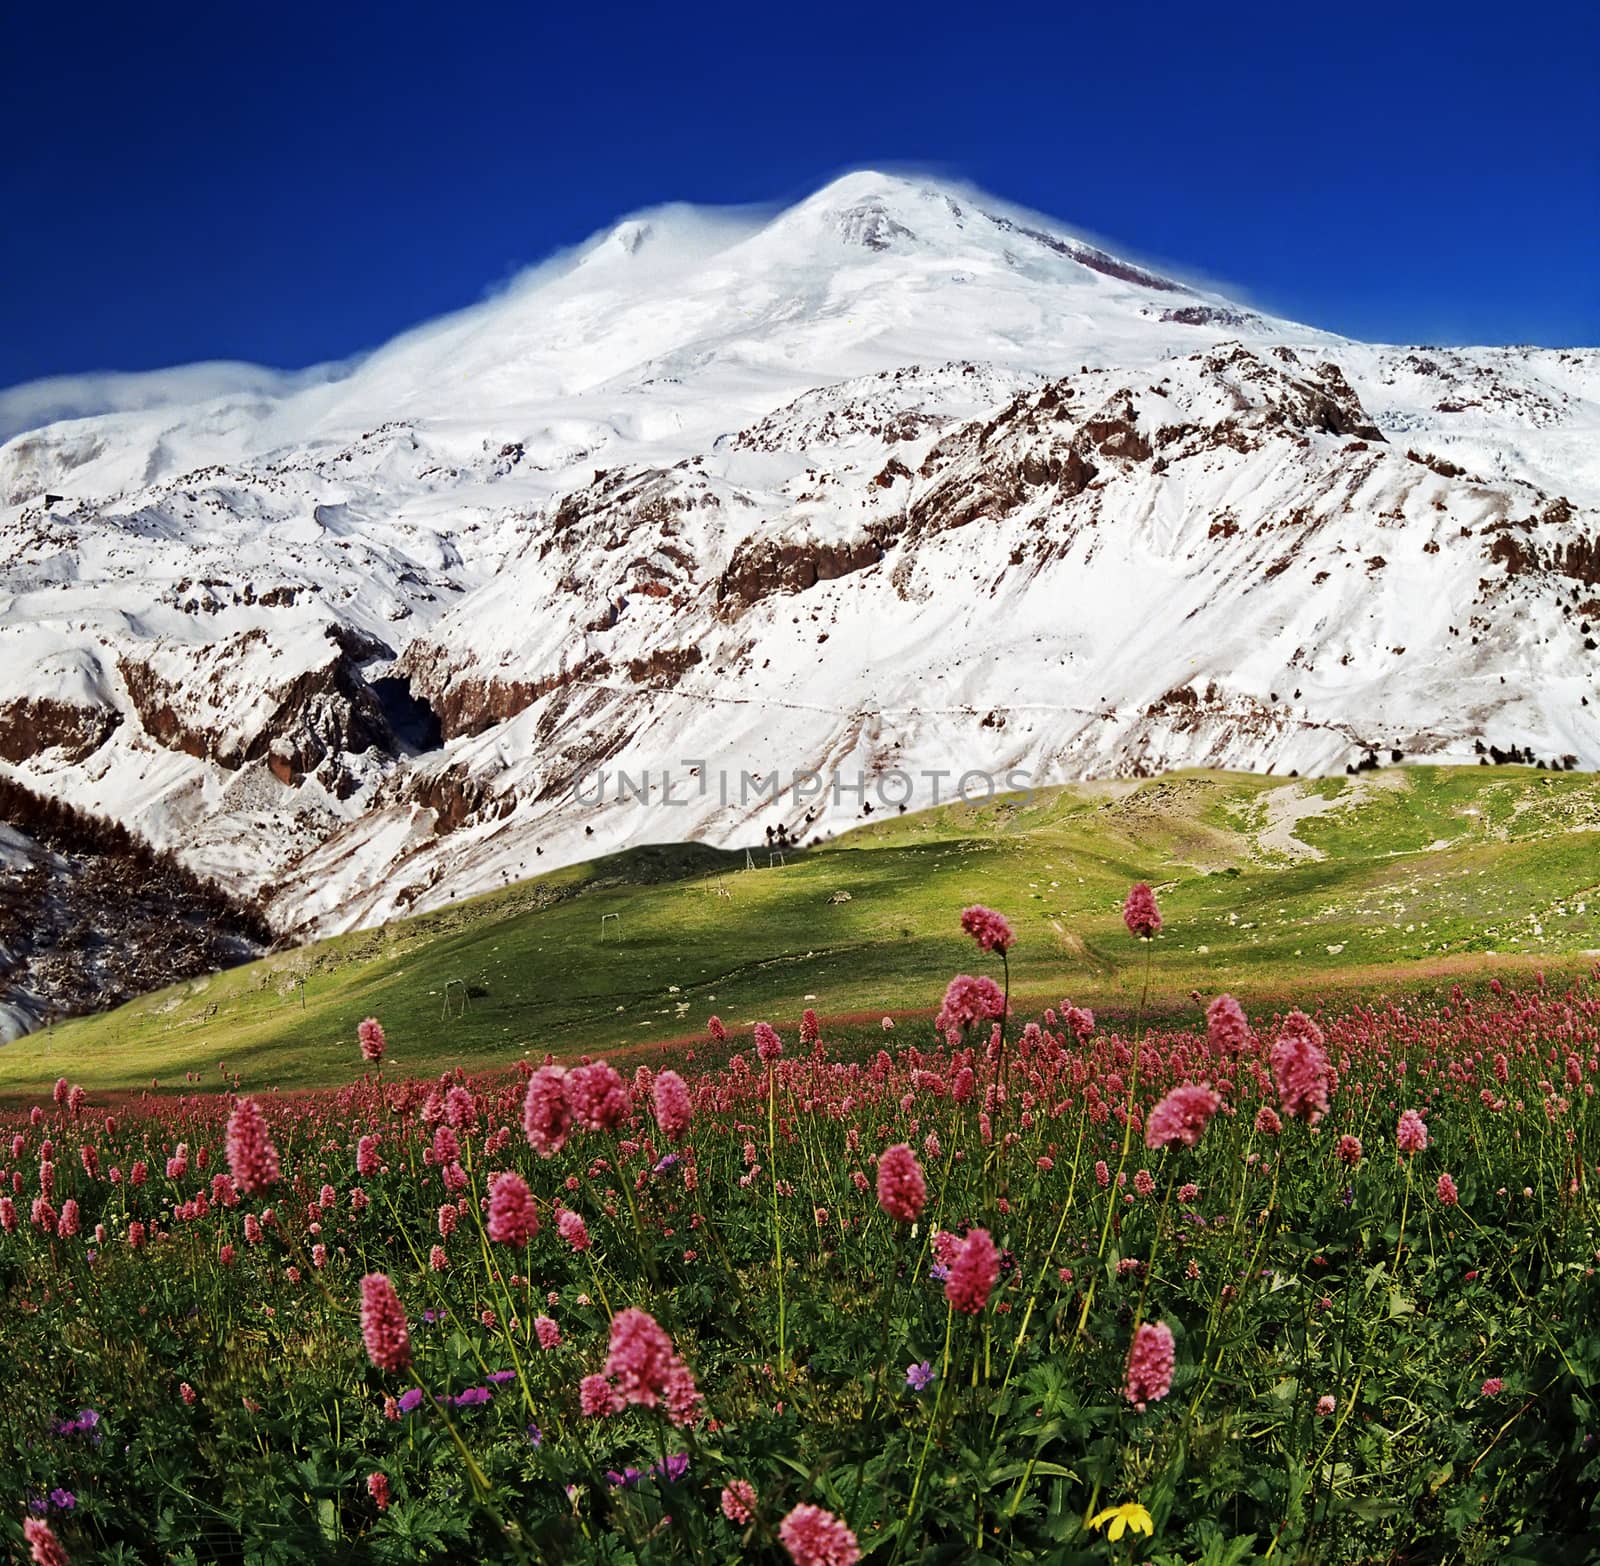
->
[3,170,1598,951]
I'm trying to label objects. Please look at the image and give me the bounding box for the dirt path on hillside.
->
[1255,772,1408,860]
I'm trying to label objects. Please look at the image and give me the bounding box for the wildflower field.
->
[5,888,1600,1564]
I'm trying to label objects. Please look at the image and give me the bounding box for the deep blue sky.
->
[4,0,1595,389]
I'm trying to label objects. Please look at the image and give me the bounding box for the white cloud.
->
[0,359,354,444]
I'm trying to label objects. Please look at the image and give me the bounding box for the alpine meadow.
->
[3,23,1599,1559]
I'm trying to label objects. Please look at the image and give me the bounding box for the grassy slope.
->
[8,765,1600,1096]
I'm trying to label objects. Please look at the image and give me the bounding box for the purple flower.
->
[49,1489,76,1511]
[652,1453,690,1484]
[526,1423,543,1447]
[606,1467,644,1489]
[653,1153,680,1175]
[398,1387,425,1413]
[906,1360,935,1392]
[929,1263,950,1283]
[444,1386,493,1408]
[487,1370,516,1385]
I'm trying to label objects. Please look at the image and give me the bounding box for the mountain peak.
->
[760,170,1195,298]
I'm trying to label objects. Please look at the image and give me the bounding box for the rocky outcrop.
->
[1487,502,1600,584]
[0,696,121,764]
[1160,305,1258,329]
[626,645,704,684]
[117,646,430,783]
[0,776,270,1036]
[406,763,516,835]
[399,644,615,741]
[905,385,1100,537]
[716,531,893,611]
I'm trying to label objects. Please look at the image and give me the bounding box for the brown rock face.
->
[1160,305,1257,329]
[407,763,516,835]
[906,390,1099,538]
[1082,406,1154,463]
[1489,528,1600,585]
[626,645,704,684]
[400,645,615,741]
[117,649,421,781]
[716,532,893,612]
[0,697,121,764]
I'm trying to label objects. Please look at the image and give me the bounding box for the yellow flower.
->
[1088,1502,1155,1542]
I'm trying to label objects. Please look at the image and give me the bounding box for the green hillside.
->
[8,764,1600,1096]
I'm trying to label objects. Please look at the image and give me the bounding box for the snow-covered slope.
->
[2,170,1597,946]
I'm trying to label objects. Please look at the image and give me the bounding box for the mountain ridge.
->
[1,170,1597,1030]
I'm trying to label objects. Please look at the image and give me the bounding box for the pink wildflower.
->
[1316,1394,1336,1417]
[357,1017,386,1064]
[535,1314,561,1349]
[1123,883,1161,939]
[754,1023,784,1064]
[652,1069,693,1144]
[934,974,1005,1038]
[1206,993,1249,1055]
[1123,1320,1176,1411]
[779,1503,860,1566]
[708,1015,727,1042]
[580,1373,622,1416]
[1254,1105,1283,1137]
[604,1308,678,1406]
[876,1143,927,1222]
[1145,1083,1222,1149]
[945,1227,1000,1314]
[1397,1109,1429,1154]
[721,1478,757,1525]
[1437,1172,1459,1206]
[24,1519,71,1566]
[367,1471,391,1511]
[224,1098,280,1196]
[1270,1012,1332,1124]
[586,1308,702,1427]
[359,1274,412,1373]
[523,1065,573,1157]
[1336,1134,1363,1166]
[1481,1377,1504,1397]
[487,1172,539,1245]
[444,1085,478,1130]
[557,1209,591,1252]
[960,904,1015,954]
[566,1061,629,1132]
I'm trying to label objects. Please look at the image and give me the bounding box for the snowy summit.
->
[1,170,1597,948]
